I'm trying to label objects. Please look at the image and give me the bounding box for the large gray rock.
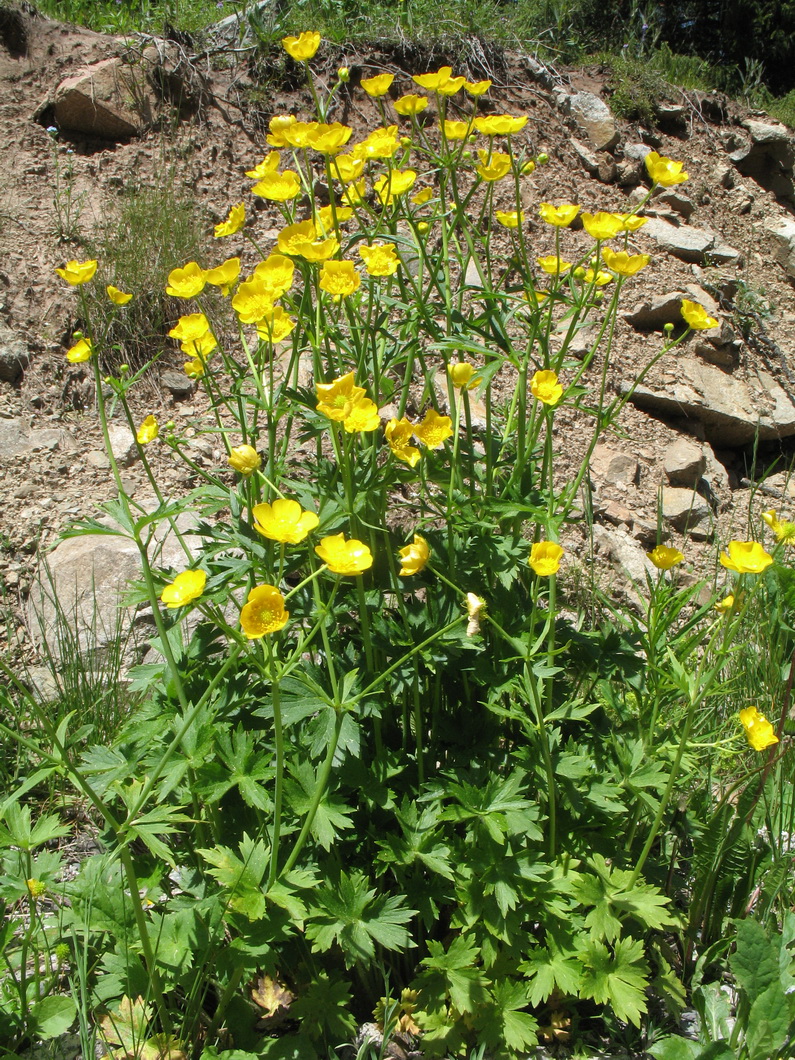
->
[623,358,795,446]
[592,525,655,608]
[664,439,706,487]
[590,444,639,486]
[0,327,31,383]
[730,120,795,205]
[641,217,740,265]
[569,91,618,151]
[661,486,712,538]
[53,57,154,139]
[625,292,689,330]
[764,215,795,280]
[0,417,74,461]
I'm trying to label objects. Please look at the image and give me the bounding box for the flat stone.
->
[569,91,618,151]
[53,57,154,140]
[662,486,712,534]
[640,217,719,263]
[590,444,639,486]
[625,293,688,330]
[764,215,795,280]
[623,357,795,446]
[161,368,194,398]
[664,439,706,487]
[0,326,31,383]
[592,525,655,608]
[655,189,695,219]
[730,122,795,204]
[107,422,138,468]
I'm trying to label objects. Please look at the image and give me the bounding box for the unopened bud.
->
[664,322,674,333]
[338,66,350,82]
[119,363,129,374]
[521,160,536,175]
[537,152,549,164]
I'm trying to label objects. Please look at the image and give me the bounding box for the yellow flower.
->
[161,569,206,608]
[252,498,319,543]
[539,202,580,227]
[55,259,97,285]
[352,125,401,161]
[411,186,434,205]
[394,94,428,116]
[681,299,718,331]
[282,31,321,61]
[399,534,430,576]
[181,330,217,359]
[361,72,394,97]
[341,179,366,207]
[267,115,298,148]
[476,150,511,182]
[473,114,527,136]
[343,397,380,432]
[277,219,316,253]
[619,213,648,232]
[204,257,241,295]
[529,541,564,576]
[256,305,296,344]
[536,255,571,276]
[645,150,688,187]
[762,509,795,544]
[315,533,373,574]
[240,584,289,639]
[442,119,472,141]
[647,545,684,569]
[304,121,353,154]
[252,170,302,201]
[136,415,159,445]
[448,362,477,389]
[581,211,625,241]
[214,202,245,237]
[359,243,400,277]
[412,66,465,95]
[184,358,205,378]
[739,706,779,751]
[245,151,281,179]
[385,418,421,467]
[253,254,295,298]
[316,372,366,421]
[413,409,453,448]
[495,210,524,229]
[232,276,275,324]
[168,312,211,343]
[319,259,361,298]
[315,204,353,234]
[530,369,563,406]
[465,592,485,636]
[228,444,261,475]
[601,248,650,276]
[107,285,132,305]
[66,337,93,363]
[720,541,774,574]
[165,262,206,299]
[374,169,417,206]
[578,267,612,286]
[331,154,365,183]
[464,79,491,96]
[714,594,735,614]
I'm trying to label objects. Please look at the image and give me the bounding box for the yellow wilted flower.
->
[252,499,319,543]
[359,243,400,277]
[252,170,302,201]
[214,202,245,238]
[361,72,394,97]
[719,540,774,574]
[476,150,511,182]
[601,248,650,276]
[385,418,421,467]
[442,119,472,140]
[465,592,485,636]
[529,541,564,576]
[352,125,401,160]
[240,585,289,638]
[107,285,132,305]
[161,569,206,608]
[315,533,373,574]
[66,337,93,363]
[530,369,563,406]
[204,257,241,295]
[166,262,206,298]
[762,509,795,544]
[495,210,524,228]
[374,169,418,206]
[184,358,205,378]
[579,267,612,286]
[304,121,353,154]
[714,594,735,614]
[341,179,366,207]
[319,259,361,298]
[681,299,718,330]
[394,94,428,116]
[228,444,261,475]
[181,331,217,359]
[245,151,281,179]
[252,254,295,298]
[464,79,491,96]
[267,115,298,148]
[411,186,434,205]
[581,211,625,240]
[399,535,430,576]
[412,66,465,95]
[539,202,580,227]
[55,259,97,285]
[473,114,527,136]
[536,255,571,276]
[645,150,688,187]
[448,362,477,389]
[256,306,296,344]
[136,415,159,445]
[647,545,684,570]
[414,409,453,448]
[282,31,321,61]
[739,706,779,751]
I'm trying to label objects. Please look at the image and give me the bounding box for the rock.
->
[657,102,687,132]
[693,321,740,368]
[640,217,738,264]
[569,91,618,151]
[592,524,655,607]
[662,486,712,536]
[623,357,795,446]
[53,57,154,140]
[590,445,639,486]
[107,422,138,468]
[764,215,795,280]
[86,450,110,469]
[161,368,194,398]
[655,189,695,219]
[730,120,795,205]
[601,500,635,527]
[664,439,706,487]
[625,292,689,330]
[0,327,31,383]
[0,418,71,460]
[464,259,483,288]
[571,137,616,182]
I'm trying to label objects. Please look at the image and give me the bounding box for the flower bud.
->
[521,160,536,175]
[338,66,350,82]
[537,152,549,164]
[664,322,674,333]
[119,363,129,373]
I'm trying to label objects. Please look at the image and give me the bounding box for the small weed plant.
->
[2,36,794,1058]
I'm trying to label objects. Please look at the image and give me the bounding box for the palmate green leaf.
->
[419,936,489,1013]
[579,937,650,1027]
[284,760,353,850]
[376,798,454,881]
[574,854,675,941]
[305,870,415,968]
[475,981,538,1057]
[198,835,269,921]
[522,941,583,1006]
[30,995,78,1039]
[290,971,357,1042]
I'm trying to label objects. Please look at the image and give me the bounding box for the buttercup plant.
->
[4,34,793,1058]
